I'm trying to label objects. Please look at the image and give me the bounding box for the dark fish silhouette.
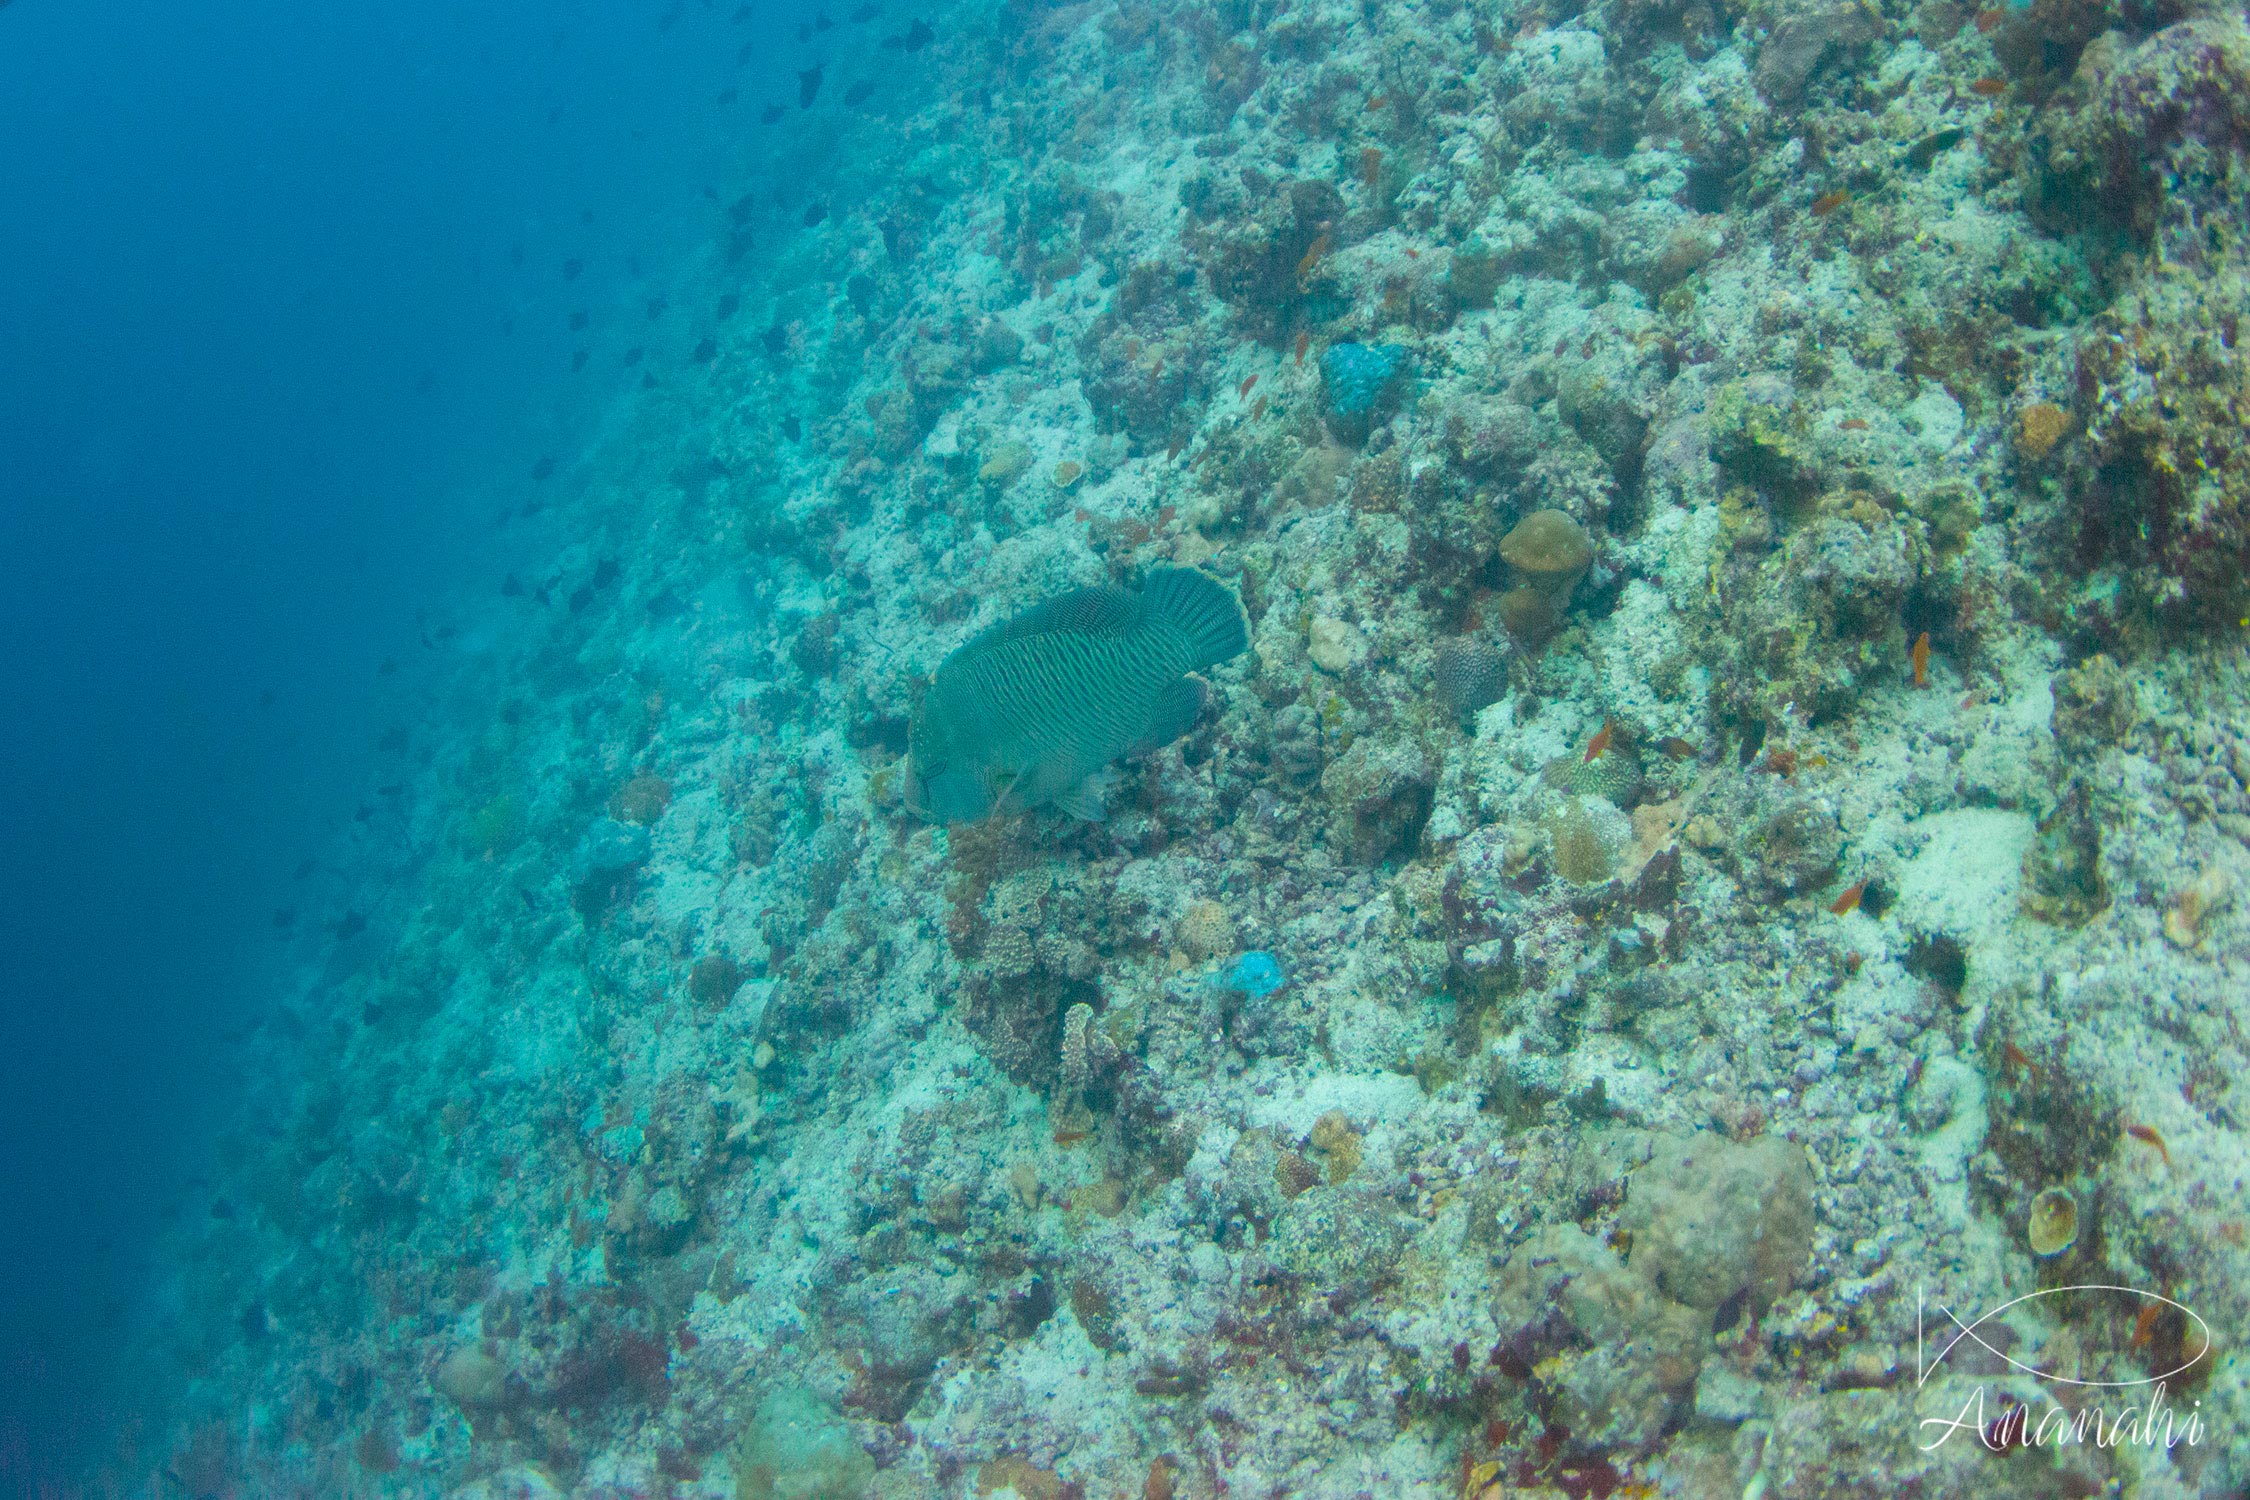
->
[571,350,589,371]
[691,336,718,362]
[884,18,933,49]
[502,574,524,596]
[816,11,834,29]
[642,372,659,389]
[333,911,368,940]
[739,39,758,63]
[414,368,436,393]
[798,64,823,106]
[293,858,318,879]
[533,455,555,480]
[733,3,751,18]
[658,2,682,30]
[569,309,589,330]
[273,909,295,929]
[647,295,667,319]
[548,105,564,125]
[844,79,875,105]
[727,231,753,263]
[624,346,644,366]
[851,2,879,19]
[259,688,276,707]
[378,659,398,677]
[717,293,740,319]
[719,87,738,105]
[762,322,788,354]
[762,103,786,123]
[803,202,828,226]
[730,192,757,224]
[782,415,802,441]
[797,21,812,40]
[563,257,583,279]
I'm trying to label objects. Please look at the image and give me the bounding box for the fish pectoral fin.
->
[1052,769,1116,822]
[1128,676,1208,757]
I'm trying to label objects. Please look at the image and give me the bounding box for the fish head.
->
[904,755,993,824]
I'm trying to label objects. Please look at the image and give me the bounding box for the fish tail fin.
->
[1142,568,1248,671]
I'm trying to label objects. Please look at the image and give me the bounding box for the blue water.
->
[0,0,812,1481]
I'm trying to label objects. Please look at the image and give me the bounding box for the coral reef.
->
[110,0,2250,1493]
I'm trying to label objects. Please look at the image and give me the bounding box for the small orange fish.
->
[2003,1040,2040,1078]
[1812,190,1849,216]
[1294,330,1310,366]
[1296,232,1330,279]
[1124,336,1141,359]
[1360,147,1384,192]
[1165,436,1187,461]
[1969,77,2008,96]
[1830,879,1868,916]
[1251,395,1268,419]
[1840,417,1870,431]
[1974,7,2004,29]
[1366,94,1387,109]
[1582,718,1614,764]
[1052,1127,1092,1147]
[1657,736,1699,760]
[2129,1301,2162,1350]
[1151,356,1165,377]
[1911,631,1932,689]
[1403,246,1420,259]
[1239,373,1258,399]
[2125,1122,2171,1165]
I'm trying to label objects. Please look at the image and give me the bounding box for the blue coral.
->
[1319,342,1409,443]
[1219,950,1286,997]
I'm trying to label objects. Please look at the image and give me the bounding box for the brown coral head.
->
[1494,585,1562,645]
[2016,402,2071,461]
[1499,509,1595,598]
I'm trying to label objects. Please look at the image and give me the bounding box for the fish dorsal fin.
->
[980,582,1142,646]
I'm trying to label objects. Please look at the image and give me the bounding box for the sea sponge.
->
[732,1385,874,1500]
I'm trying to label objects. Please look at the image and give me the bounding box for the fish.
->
[1840,417,1869,430]
[1829,879,1868,916]
[845,78,876,105]
[803,201,829,226]
[532,455,556,480]
[333,911,367,941]
[1239,373,1258,398]
[2125,1122,2170,1165]
[717,293,740,319]
[572,350,589,371]
[293,859,318,880]
[852,2,879,17]
[885,18,934,50]
[782,415,802,441]
[563,257,583,279]
[1910,630,1931,689]
[1582,718,1613,764]
[1294,330,1309,365]
[1969,77,2008,95]
[719,87,739,106]
[691,336,717,362]
[569,309,589,330]
[799,65,824,107]
[907,568,1249,824]
[1656,736,1699,760]
[1904,127,1967,170]
[648,295,669,318]
[1811,190,1849,216]
[623,346,644,366]
[816,11,834,30]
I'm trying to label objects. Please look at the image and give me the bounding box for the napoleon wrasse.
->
[906,568,1249,824]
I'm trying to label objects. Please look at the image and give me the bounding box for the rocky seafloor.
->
[110,0,2250,1494]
